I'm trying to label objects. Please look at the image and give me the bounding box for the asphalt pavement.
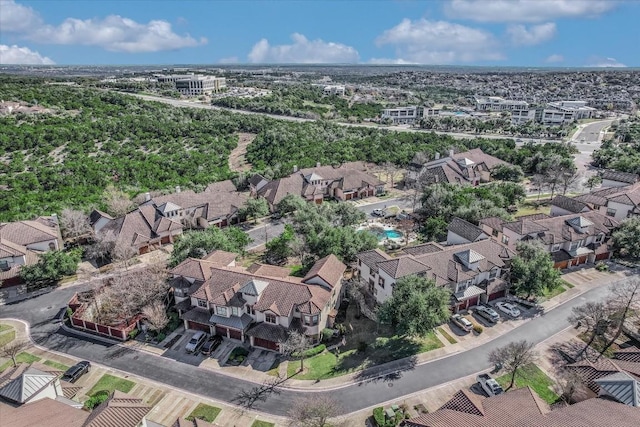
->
[1,276,629,416]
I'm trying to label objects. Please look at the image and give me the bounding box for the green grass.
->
[0,330,16,347]
[185,403,221,422]
[0,324,13,333]
[0,352,41,372]
[541,285,567,300]
[251,421,275,427]
[265,360,280,377]
[43,360,70,371]
[87,374,135,396]
[562,280,575,289]
[437,327,457,344]
[496,364,559,404]
[515,204,551,218]
[289,265,305,277]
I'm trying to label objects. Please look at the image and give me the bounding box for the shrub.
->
[358,340,368,352]
[373,407,385,427]
[66,307,73,318]
[303,344,326,358]
[84,390,110,410]
[156,332,166,342]
[128,329,139,339]
[595,262,609,272]
[473,325,483,334]
[322,328,334,341]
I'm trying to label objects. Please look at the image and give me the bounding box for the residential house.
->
[1,390,151,427]
[0,216,62,287]
[356,240,514,311]
[403,387,639,427]
[405,148,507,187]
[550,182,640,221]
[479,211,619,269]
[446,217,489,245]
[142,180,249,228]
[170,254,346,351]
[600,170,640,188]
[250,162,385,209]
[89,205,183,255]
[0,362,82,407]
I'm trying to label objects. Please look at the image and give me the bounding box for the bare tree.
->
[142,301,169,332]
[568,301,611,360]
[59,208,91,239]
[280,330,312,372]
[234,375,286,409]
[0,340,29,368]
[111,241,138,269]
[554,369,588,405]
[488,340,538,391]
[288,395,340,427]
[85,231,116,263]
[346,279,377,322]
[598,279,640,359]
[103,185,134,217]
[382,162,398,189]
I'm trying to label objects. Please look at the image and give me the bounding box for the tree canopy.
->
[378,275,451,337]
[510,242,562,298]
[612,217,640,260]
[19,249,81,289]
[169,226,250,267]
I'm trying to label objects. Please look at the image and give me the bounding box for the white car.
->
[495,302,521,318]
[451,314,473,332]
[371,208,385,217]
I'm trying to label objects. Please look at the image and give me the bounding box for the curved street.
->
[0,277,623,416]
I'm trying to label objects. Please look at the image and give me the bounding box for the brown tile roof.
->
[170,258,218,281]
[552,195,592,214]
[479,216,506,232]
[377,256,431,279]
[401,242,444,257]
[615,347,640,363]
[438,389,485,415]
[202,250,238,266]
[356,248,393,267]
[419,149,506,185]
[601,170,640,184]
[0,217,60,246]
[567,358,640,393]
[246,263,293,279]
[2,397,89,427]
[447,217,487,242]
[84,390,150,427]
[303,254,346,288]
[246,322,289,343]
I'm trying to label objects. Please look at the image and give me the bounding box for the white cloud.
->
[0,0,42,32]
[29,15,206,53]
[507,23,556,46]
[0,44,54,64]
[586,56,627,68]
[247,33,359,63]
[545,54,564,63]
[445,0,616,23]
[375,18,504,64]
[219,56,239,64]
[369,58,417,65]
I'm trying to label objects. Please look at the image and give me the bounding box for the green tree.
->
[378,275,451,337]
[332,202,366,227]
[421,217,448,242]
[510,242,562,299]
[276,194,307,216]
[241,197,269,224]
[612,217,640,260]
[169,227,249,267]
[586,175,602,191]
[19,249,81,289]
[265,224,296,265]
[491,164,524,182]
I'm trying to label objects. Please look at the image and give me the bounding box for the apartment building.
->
[323,85,345,96]
[473,96,529,112]
[540,100,596,125]
[380,106,424,124]
[155,73,226,96]
[550,181,640,221]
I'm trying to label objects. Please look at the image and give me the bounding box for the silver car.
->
[496,302,521,318]
[185,331,207,353]
[451,314,473,332]
[476,305,500,323]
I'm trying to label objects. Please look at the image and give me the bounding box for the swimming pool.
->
[364,227,402,241]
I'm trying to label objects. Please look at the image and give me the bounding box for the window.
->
[265,313,276,324]
[378,277,385,288]
[304,315,319,326]
[197,299,207,308]
[246,305,255,315]
[569,241,579,251]
[552,244,561,252]
[492,229,499,237]
[594,234,604,243]
[215,306,227,316]
[231,307,240,317]
[489,269,498,279]
[502,235,510,244]
[606,208,617,217]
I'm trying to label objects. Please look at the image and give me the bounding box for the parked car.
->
[62,361,91,383]
[477,373,504,397]
[371,208,385,217]
[201,335,223,356]
[475,305,500,323]
[185,331,208,353]
[450,314,473,332]
[496,301,521,318]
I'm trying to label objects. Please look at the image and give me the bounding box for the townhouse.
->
[170,252,346,351]
[480,211,619,269]
[550,181,640,221]
[356,240,514,311]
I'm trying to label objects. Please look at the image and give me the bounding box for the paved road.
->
[568,119,615,175]
[1,277,627,416]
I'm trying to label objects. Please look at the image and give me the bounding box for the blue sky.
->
[0,0,638,67]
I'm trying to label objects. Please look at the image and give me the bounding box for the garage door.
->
[187,321,210,332]
[467,296,479,308]
[229,329,242,340]
[488,290,506,302]
[215,326,228,337]
[595,253,610,261]
[554,260,569,269]
[578,255,588,265]
[160,236,171,244]
[254,337,279,351]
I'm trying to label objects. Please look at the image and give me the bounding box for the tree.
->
[586,175,602,191]
[510,242,562,299]
[111,241,138,269]
[488,340,537,391]
[142,301,169,333]
[241,197,269,224]
[19,249,81,289]
[378,275,451,337]
[103,185,134,217]
[0,340,29,368]
[276,194,307,216]
[554,369,587,405]
[598,279,640,359]
[288,395,340,427]
[59,208,91,239]
[568,301,611,360]
[85,231,117,264]
[491,164,524,182]
[612,217,640,260]
[265,224,296,265]
[420,216,448,242]
[280,330,312,371]
[332,202,366,227]
[169,227,249,267]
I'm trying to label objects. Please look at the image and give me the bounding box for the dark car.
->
[62,361,91,383]
[201,335,223,356]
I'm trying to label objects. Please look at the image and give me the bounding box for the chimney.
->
[293,165,298,173]
[449,149,454,158]
[50,213,58,224]
[175,186,181,193]
[316,162,321,168]
[144,192,151,201]
[435,152,440,160]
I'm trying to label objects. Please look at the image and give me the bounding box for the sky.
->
[0,0,638,67]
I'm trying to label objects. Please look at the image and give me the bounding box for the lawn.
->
[515,204,551,218]
[251,421,275,427]
[0,352,41,372]
[88,374,136,396]
[0,324,13,333]
[541,285,567,300]
[43,360,70,371]
[578,332,623,358]
[437,327,457,344]
[186,403,221,422]
[0,330,16,347]
[496,364,559,404]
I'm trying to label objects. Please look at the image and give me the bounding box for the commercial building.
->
[323,85,345,96]
[473,96,529,112]
[155,74,226,96]
[539,101,596,125]
[381,106,424,124]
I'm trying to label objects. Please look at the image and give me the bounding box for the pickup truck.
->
[477,373,504,397]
